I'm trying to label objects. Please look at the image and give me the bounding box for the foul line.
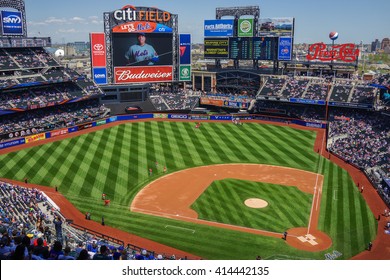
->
[307,130,326,235]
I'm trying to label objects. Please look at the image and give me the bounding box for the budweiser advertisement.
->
[90,33,107,67]
[306,42,360,63]
[114,66,173,83]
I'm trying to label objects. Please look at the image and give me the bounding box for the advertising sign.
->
[50,129,68,138]
[259,18,294,37]
[179,65,191,81]
[0,138,25,150]
[25,133,46,144]
[114,66,173,83]
[204,38,229,59]
[204,19,234,37]
[238,18,254,37]
[306,43,360,63]
[1,11,23,35]
[77,122,93,131]
[112,22,172,33]
[200,98,224,106]
[90,33,106,67]
[278,37,292,61]
[93,68,108,85]
[95,119,107,126]
[112,5,171,23]
[179,34,191,65]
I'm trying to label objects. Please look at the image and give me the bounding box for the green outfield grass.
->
[191,179,312,232]
[0,121,377,259]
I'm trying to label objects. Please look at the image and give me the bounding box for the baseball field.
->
[0,121,377,259]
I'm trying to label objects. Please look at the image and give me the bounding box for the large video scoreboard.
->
[204,37,278,60]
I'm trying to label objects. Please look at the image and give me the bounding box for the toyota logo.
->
[94,44,104,51]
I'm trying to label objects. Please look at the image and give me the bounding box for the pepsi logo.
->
[93,44,104,51]
[329,31,339,41]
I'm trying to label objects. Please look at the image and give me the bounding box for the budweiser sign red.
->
[114,66,173,83]
[306,42,360,62]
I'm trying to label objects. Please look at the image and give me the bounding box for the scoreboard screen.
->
[253,37,278,60]
[204,38,229,58]
[228,37,253,60]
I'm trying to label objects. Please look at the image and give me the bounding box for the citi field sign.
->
[112,5,172,33]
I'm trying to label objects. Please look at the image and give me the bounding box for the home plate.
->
[297,234,318,246]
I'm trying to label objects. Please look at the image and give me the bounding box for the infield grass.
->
[0,121,377,259]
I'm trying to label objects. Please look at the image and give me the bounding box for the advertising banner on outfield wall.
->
[95,119,107,126]
[25,133,46,144]
[153,113,168,119]
[50,129,68,138]
[210,115,232,121]
[188,115,210,120]
[77,122,93,131]
[169,114,188,120]
[0,138,25,150]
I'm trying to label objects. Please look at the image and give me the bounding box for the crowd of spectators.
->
[258,76,286,97]
[0,181,187,260]
[328,109,390,175]
[0,100,109,142]
[149,88,200,110]
[304,82,329,101]
[329,80,354,102]
[349,85,376,104]
[281,78,309,99]
[0,82,101,111]
[0,49,18,70]
[7,48,46,69]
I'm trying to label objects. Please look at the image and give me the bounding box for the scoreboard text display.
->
[229,37,253,60]
[253,37,278,60]
[204,38,229,59]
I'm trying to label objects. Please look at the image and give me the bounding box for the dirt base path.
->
[132,164,331,252]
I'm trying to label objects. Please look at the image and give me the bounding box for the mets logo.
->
[93,44,104,51]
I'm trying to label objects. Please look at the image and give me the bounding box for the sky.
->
[22,0,390,44]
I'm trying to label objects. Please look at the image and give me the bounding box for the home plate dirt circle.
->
[245,198,268,208]
[286,227,332,252]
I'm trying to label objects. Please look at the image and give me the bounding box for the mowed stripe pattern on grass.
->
[0,122,318,200]
[191,179,312,232]
[0,121,377,260]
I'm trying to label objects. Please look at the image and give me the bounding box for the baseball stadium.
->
[0,1,389,261]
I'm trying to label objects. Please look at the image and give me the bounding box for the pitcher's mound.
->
[245,198,268,208]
